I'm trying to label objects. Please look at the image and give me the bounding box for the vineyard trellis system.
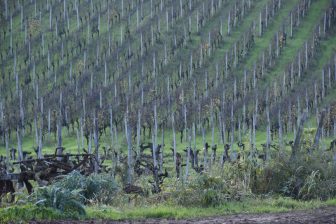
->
[0,0,336,198]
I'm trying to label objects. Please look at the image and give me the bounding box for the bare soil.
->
[29,206,336,224]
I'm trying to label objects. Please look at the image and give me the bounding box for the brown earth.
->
[29,206,336,224]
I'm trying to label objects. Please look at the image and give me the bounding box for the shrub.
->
[52,171,120,205]
[257,150,336,200]
[161,166,251,207]
[33,186,86,216]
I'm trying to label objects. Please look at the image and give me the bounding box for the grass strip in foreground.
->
[1,197,335,222]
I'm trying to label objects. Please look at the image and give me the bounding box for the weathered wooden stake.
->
[125,115,132,184]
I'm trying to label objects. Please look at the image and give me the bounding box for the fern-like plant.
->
[33,186,86,216]
[53,171,120,204]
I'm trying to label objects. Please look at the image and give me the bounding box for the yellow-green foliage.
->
[255,150,336,200]
[28,18,40,36]
[160,164,252,207]
[0,204,77,223]
[1,197,335,222]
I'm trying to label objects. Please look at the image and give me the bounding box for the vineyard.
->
[0,0,336,222]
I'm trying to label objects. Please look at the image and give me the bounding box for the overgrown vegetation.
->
[18,148,336,207]
[0,0,336,222]
[0,204,79,223]
[53,172,120,204]
[1,148,335,221]
[255,151,336,200]
[33,186,86,216]
[1,196,335,222]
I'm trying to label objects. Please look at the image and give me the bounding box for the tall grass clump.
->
[255,149,336,200]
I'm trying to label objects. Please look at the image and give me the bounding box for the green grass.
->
[243,0,299,70]
[1,0,334,158]
[272,29,336,129]
[86,198,326,220]
[0,204,82,223]
[263,0,330,84]
[1,197,334,222]
[1,123,333,169]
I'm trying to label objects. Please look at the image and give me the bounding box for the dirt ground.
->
[29,206,336,224]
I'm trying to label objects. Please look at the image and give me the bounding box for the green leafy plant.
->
[33,185,86,216]
[259,149,336,200]
[161,166,251,207]
[299,170,320,200]
[53,171,120,205]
